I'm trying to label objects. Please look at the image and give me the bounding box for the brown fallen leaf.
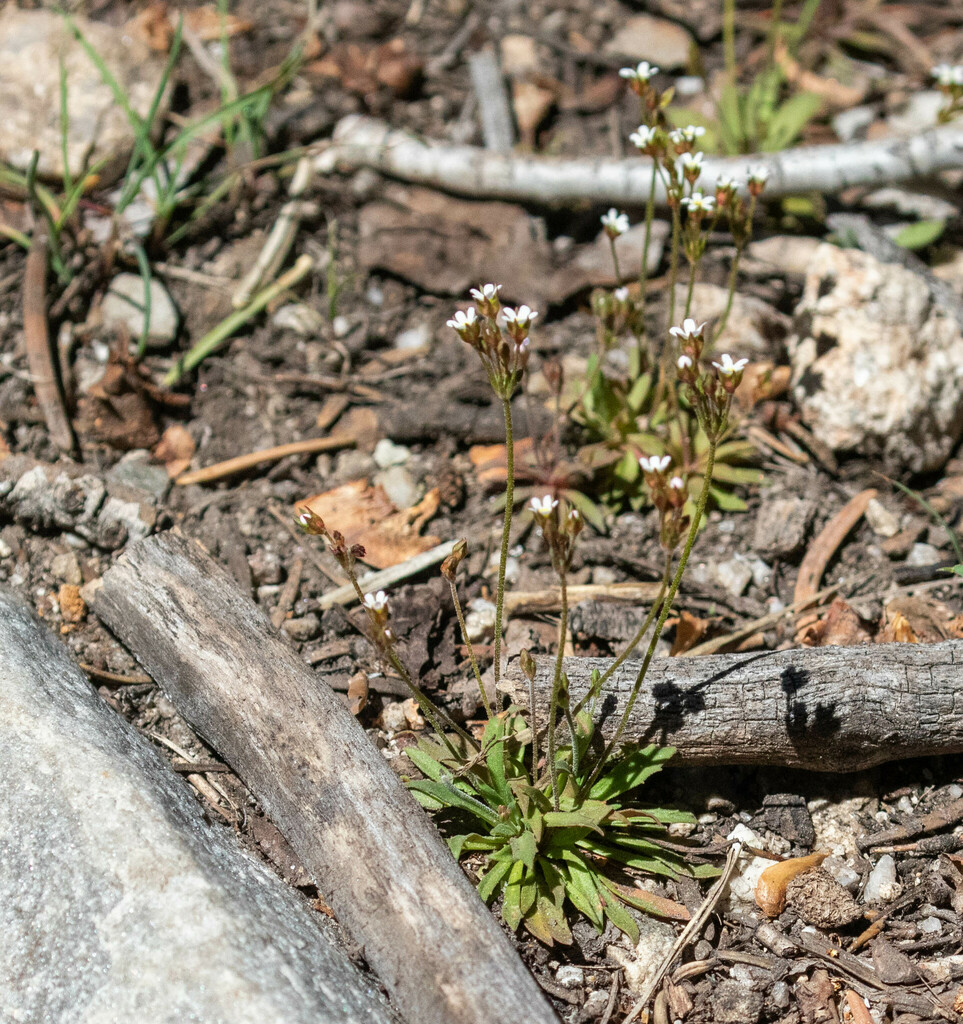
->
[154,424,196,479]
[512,79,556,147]
[801,597,873,647]
[469,437,538,486]
[296,480,440,570]
[734,361,791,411]
[347,670,369,715]
[756,851,828,917]
[307,39,423,99]
[845,990,875,1024]
[669,609,710,656]
[882,594,960,643]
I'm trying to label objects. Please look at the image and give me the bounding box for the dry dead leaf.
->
[734,361,791,411]
[129,3,253,50]
[670,609,709,655]
[307,39,422,98]
[883,595,958,643]
[347,670,369,715]
[877,609,918,644]
[756,851,828,917]
[296,480,440,570]
[469,437,538,486]
[802,597,873,647]
[154,424,196,478]
[512,80,556,147]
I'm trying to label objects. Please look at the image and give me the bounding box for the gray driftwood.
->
[503,642,963,771]
[86,532,558,1024]
[0,589,396,1024]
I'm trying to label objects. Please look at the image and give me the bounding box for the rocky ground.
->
[3,1,963,1022]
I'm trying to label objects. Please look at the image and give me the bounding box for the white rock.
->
[907,542,941,566]
[373,439,411,469]
[271,303,326,336]
[381,701,408,733]
[715,556,753,597]
[725,824,772,907]
[823,856,861,891]
[394,323,433,350]
[0,538,12,559]
[555,965,584,989]
[919,916,942,934]
[863,854,902,903]
[374,465,419,510]
[865,498,900,538]
[607,914,677,994]
[101,274,178,350]
[674,282,791,357]
[464,599,497,643]
[832,105,875,142]
[604,15,692,69]
[789,244,963,473]
[809,795,871,860]
[0,10,168,180]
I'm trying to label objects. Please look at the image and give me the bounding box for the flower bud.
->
[440,538,468,580]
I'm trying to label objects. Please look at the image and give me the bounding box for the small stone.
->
[604,15,692,69]
[272,304,326,336]
[725,825,771,907]
[864,854,902,904]
[332,315,352,339]
[872,937,917,984]
[50,552,82,586]
[823,856,861,891]
[753,496,817,558]
[107,450,171,502]
[373,439,411,469]
[906,542,942,567]
[401,698,425,730]
[555,965,584,989]
[919,916,942,934]
[101,274,179,350]
[0,538,11,559]
[464,599,497,643]
[282,614,321,642]
[375,465,419,510]
[394,323,432,351]
[381,701,408,733]
[865,498,900,538]
[833,105,875,142]
[58,584,87,624]
[711,979,764,1024]
[334,449,376,480]
[249,549,284,586]
[715,556,753,597]
[746,556,772,588]
[770,981,790,1009]
[608,914,676,995]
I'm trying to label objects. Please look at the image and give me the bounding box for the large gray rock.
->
[0,10,169,181]
[0,590,397,1024]
[788,243,963,473]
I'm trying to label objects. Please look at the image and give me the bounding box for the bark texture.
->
[317,115,963,207]
[503,642,963,771]
[87,531,558,1024]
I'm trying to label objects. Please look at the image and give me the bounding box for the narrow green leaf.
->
[589,745,676,802]
[476,857,512,902]
[510,830,538,872]
[601,894,639,944]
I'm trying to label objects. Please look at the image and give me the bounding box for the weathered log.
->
[502,642,963,772]
[86,532,558,1024]
[0,588,396,1024]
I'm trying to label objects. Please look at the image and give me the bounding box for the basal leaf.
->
[476,857,512,902]
[601,893,639,944]
[510,830,538,871]
[589,745,676,802]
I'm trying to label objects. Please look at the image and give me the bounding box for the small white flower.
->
[747,164,770,185]
[669,125,706,145]
[680,191,715,214]
[619,61,659,83]
[446,308,478,331]
[680,152,704,176]
[614,286,630,303]
[529,494,559,516]
[629,125,658,150]
[364,590,389,612]
[712,353,749,376]
[601,208,630,236]
[669,318,706,342]
[568,508,581,521]
[470,283,501,303]
[715,174,737,191]
[297,511,315,528]
[931,64,963,87]
[669,476,685,490]
[639,454,671,474]
[502,305,538,328]
[677,354,693,370]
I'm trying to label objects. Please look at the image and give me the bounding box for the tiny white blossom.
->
[669,318,707,342]
[619,61,659,83]
[715,174,737,191]
[747,164,770,185]
[639,455,671,474]
[669,125,706,145]
[529,494,559,516]
[446,308,478,331]
[712,353,749,376]
[568,508,581,522]
[677,354,693,370]
[669,476,685,490]
[364,590,389,612]
[297,511,315,528]
[680,152,704,177]
[629,125,658,150]
[932,64,963,87]
[470,283,501,303]
[614,286,630,303]
[680,191,715,214]
[601,208,630,236]
[502,305,538,328]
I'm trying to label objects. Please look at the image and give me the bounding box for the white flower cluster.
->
[933,64,963,88]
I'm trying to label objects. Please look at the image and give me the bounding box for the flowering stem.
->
[546,567,568,810]
[715,246,742,342]
[570,554,672,719]
[684,258,697,319]
[667,205,682,329]
[492,396,515,690]
[635,160,659,362]
[447,578,492,720]
[580,440,717,796]
[344,562,477,754]
[608,236,623,287]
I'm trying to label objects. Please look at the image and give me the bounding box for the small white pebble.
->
[556,965,584,989]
